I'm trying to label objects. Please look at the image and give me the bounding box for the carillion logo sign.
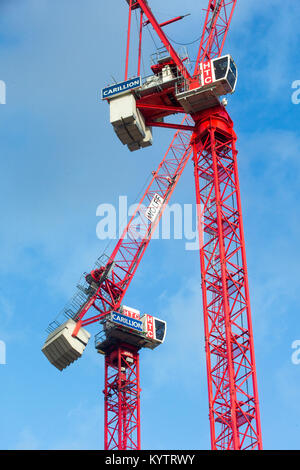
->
[111,312,143,333]
[102,77,141,100]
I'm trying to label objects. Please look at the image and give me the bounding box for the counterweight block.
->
[42,319,91,371]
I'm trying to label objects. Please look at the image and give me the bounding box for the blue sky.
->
[0,0,299,450]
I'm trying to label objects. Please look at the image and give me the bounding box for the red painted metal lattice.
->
[104,345,141,450]
[196,0,238,67]
[55,0,263,450]
[73,122,193,329]
[192,106,262,449]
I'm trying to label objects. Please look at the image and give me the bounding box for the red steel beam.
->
[136,102,185,114]
[137,10,143,76]
[146,121,195,132]
[125,0,133,80]
[143,15,187,28]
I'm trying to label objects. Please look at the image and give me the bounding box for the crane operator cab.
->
[95,305,167,354]
[176,54,238,114]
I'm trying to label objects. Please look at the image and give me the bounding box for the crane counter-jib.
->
[42,307,166,371]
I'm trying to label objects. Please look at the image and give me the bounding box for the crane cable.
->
[165,33,202,47]
[134,9,146,77]
[146,23,160,51]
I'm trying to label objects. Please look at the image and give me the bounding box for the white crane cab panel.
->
[176,54,238,114]
[42,319,91,371]
[120,305,141,320]
[141,314,167,349]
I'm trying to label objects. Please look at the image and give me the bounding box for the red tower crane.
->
[42,0,263,451]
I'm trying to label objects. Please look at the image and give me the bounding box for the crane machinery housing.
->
[42,0,263,451]
[105,52,237,151]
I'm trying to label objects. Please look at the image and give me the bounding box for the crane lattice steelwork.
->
[42,0,262,451]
